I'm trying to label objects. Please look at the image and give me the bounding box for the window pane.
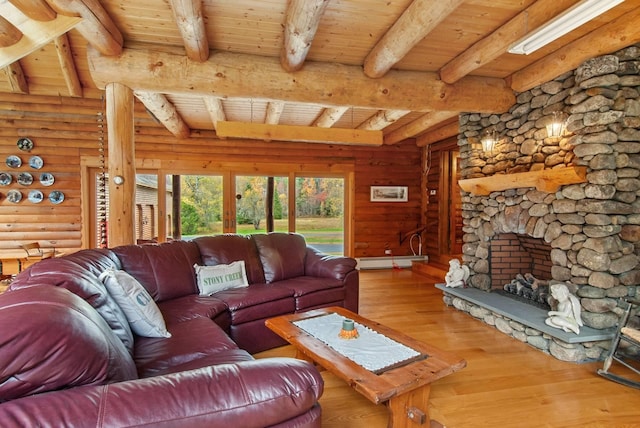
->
[180,175,223,238]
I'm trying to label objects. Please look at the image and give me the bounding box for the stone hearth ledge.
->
[435,284,614,344]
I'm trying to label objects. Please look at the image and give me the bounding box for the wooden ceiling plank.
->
[3,62,29,93]
[265,101,285,124]
[54,33,82,97]
[416,121,459,147]
[383,111,458,145]
[216,120,383,146]
[46,0,123,56]
[439,0,576,84]
[313,106,349,128]
[10,0,56,21]
[363,0,464,78]
[281,0,330,72]
[168,0,209,62]
[510,5,640,92]
[87,46,515,114]
[0,0,81,68]
[0,15,23,47]
[357,109,410,131]
[203,96,226,129]
[134,91,191,139]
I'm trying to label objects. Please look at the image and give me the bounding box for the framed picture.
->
[370,186,408,202]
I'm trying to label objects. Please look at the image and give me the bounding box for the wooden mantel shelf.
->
[458,166,587,196]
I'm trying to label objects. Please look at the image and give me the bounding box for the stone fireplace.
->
[439,45,640,362]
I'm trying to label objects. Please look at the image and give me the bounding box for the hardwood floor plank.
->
[256,269,640,428]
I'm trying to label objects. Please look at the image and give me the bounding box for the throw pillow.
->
[194,261,249,295]
[99,269,171,338]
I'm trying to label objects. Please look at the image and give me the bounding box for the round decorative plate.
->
[28,190,44,203]
[17,137,34,151]
[40,172,54,186]
[6,155,21,168]
[29,155,43,169]
[7,189,22,203]
[18,172,33,186]
[49,190,64,204]
[0,172,11,186]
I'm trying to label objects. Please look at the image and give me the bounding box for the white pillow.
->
[100,269,171,338]
[194,261,249,295]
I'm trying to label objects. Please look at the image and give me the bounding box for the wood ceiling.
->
[1,0,639,146]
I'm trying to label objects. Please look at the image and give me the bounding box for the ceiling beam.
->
[415,120,459,147]
[0,16,23,47]
[216,121,383,146]
[510,5,640,92]
[46,0,123,56]
[313,106,349,128]
[3,62,28,93]
[357,109,410,131]
[88,46,515,114]
[383,111,458,145]
[203,96,226,130]
[265,101,285,124]
[168,0,209,62]
[54,33,82,97]
[9,0,56,21]
[364,0,463,78]
[439,0,576,84]
[280,0,330,72]
[134,91,191,139]
[0,0,81,68]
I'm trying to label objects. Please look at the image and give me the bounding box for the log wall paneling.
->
[0,92,423,265]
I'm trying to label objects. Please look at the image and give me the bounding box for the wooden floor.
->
[256,269,640,428]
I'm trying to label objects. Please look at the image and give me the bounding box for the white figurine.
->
[545,283,583,334]
[445,259,469,288]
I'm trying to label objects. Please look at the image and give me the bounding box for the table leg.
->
[386,384,444,428]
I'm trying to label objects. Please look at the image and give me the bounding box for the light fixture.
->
[545,111,568,140]
[113,175,124,185]
[481,129,497,154]
[508,0,625,55]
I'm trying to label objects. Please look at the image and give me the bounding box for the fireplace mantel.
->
[458,166,587,196]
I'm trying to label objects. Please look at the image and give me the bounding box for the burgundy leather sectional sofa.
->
[0,232,359,427]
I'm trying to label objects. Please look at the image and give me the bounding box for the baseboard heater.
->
[356,255,428,270]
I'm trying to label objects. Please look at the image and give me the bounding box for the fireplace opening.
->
[489,233,553,309]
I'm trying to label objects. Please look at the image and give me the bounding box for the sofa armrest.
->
[304,247,357,281]
[0,358,323,428]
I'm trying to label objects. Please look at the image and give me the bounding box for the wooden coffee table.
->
[266,306,466,428]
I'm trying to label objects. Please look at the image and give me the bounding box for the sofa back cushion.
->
[252,233,307,283]
[0,286,137,402]
[10,249,135,354]
[112,240,201,302]
[194,235,266,284]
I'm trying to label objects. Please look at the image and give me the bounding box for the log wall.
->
[0,92,423,266]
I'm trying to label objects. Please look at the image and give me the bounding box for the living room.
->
[1,0,639,426]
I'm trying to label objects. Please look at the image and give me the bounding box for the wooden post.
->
[106,82,136,247]
[172,175,181,239]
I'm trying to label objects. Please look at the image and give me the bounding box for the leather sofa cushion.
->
[113,240,201,302]
[252,233,307,283]
[0,286,137,401]
[9,251,134,354]
[157,294,230,331]
[194,235,266,284]
[211,283,295,324]
[276,276,345,311]
[134,316,240,378]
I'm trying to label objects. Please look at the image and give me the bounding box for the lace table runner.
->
[293,312,425,373]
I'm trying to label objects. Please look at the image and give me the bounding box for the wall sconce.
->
[113,175,124,185]
[545,111,568,140]
[481,129,498,154]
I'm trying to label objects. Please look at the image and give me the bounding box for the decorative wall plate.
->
[29,155,43,169]
[18,172,33,186]
[0,172,11,186]
[28,190,44,203]
[40,172,54,186]
[6,155,21,168]
[7,189,22,203]
[49,190,64,204]
[17,137,34,151]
